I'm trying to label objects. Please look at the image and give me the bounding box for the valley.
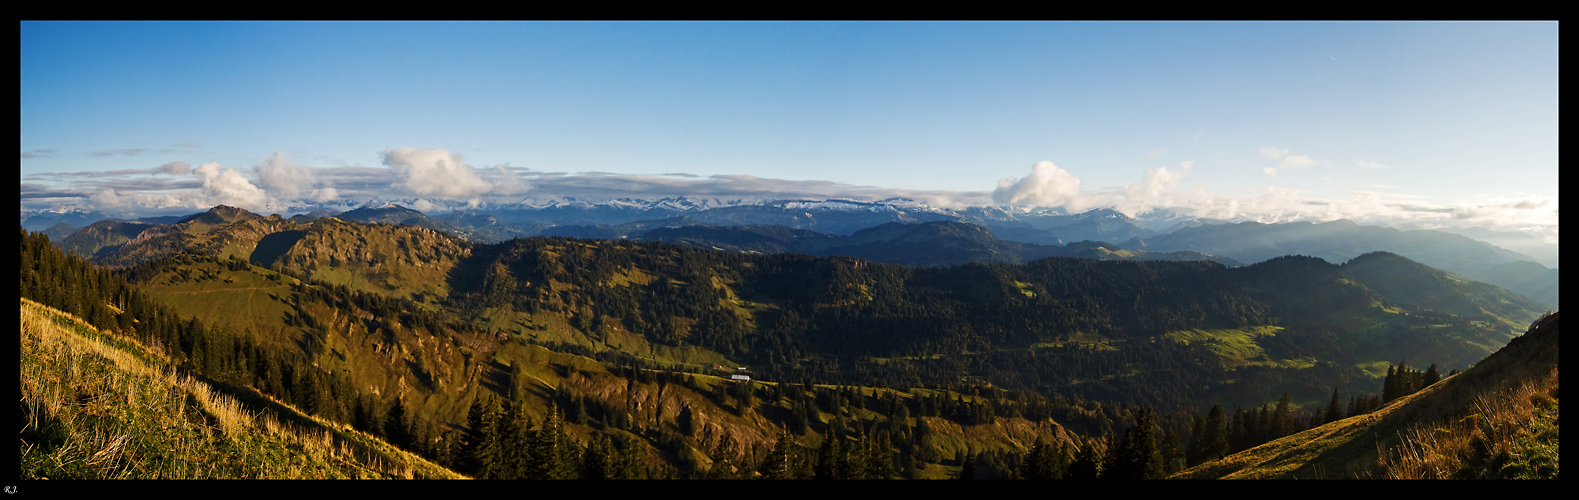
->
[17,203,1557,479]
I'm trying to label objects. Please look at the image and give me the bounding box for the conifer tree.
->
[1323,388,1345,424]
[1270,393,1295,439]
[581,434,616,480]
[1382,365,1397,402]
[459,396,492,477]
[384,396,411,450]
[958,449,977,480]
[1159,426,1183,476]
[1068,439,1102,480]
[527,402,577,479]
[759,427,798,480]
[1024,436,1061,480]
[863,430,895,479]
[815,432,842,480]
[1106,407,1164,479]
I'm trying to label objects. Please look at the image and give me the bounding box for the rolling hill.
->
[1171,311,1557,479]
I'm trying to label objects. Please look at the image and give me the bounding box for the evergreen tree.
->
[1024,436,1056,480]
[1323,388,1345,424]
[581,434,614,480]
[384,396,411,450]
[459,396,492,477]
[759,427,799,479]
[527,403,577,479]
[1422,364,1442,387]
[815,433,843,479]
[1159,426,1184,476]
[1106,407,1164,480]
[957,449,977,480]
[1067,439,1102,480]
[1382,365,1398,403]
[1270,393,1295,439]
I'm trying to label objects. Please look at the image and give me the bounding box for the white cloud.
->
[89,188,124,208]
[1356,160,1388,169]
[157,161,192,175]
[310,187,339,202]
[381,147,493,199]
[1263,167,1278,176]
[1259,147,1289,159]
[254,151,319,199]
[1260,147,1317,169]
[410,198,435,212]
[991,160,1092,211]
[1279,154,1317,169]
[1115,161,1191,216]
[490,164,533,195]
[194,162,270,212]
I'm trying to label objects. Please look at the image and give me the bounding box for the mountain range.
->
[19,201,1557,480]
[38,198,1558,309]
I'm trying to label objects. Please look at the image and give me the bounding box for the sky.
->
[19,21,1559,242]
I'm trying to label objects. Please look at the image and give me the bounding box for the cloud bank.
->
[17,147,1557,245]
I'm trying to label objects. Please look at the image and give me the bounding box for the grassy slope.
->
[134,256,486,428]
[1171,312,1558,479]
[18,298,462,479]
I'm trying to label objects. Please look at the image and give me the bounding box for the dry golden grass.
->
[1172,312,1558,480]
[18,297,463,479]
[1377,367,1558,479]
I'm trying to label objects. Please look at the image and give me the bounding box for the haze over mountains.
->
[26,197,1558,309]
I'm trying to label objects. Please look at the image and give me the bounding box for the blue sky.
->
[19,21,1558,240]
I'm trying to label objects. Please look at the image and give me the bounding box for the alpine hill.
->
[1170,311,1557,479]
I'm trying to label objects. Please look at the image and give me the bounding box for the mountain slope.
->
[642,221,1240,268]
[1171,311,1557,479]
[19,297,462,479]
[1469,260,1559,309]
[100,206,304,266]
[1124,219,1540,276]
[59,219,160,259]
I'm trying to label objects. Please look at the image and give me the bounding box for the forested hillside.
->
[21,211,1552,478]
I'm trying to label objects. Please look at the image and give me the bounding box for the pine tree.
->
[958,449,977,480]
[1323,388,1345,424]
[1159,426,1183,476]
[1383,365,1400,403]
[1270,393,1295,439]
[527,402,576,479]
[759,427,798,479]
[1068,439,1102,480]
[1024,436,1055,480]
[814,432,842,480]
[864,430,895,479]
[581,434,613,480]
[1106,407,1164,480]
[1422,364,1441,387]
[384,395,410,450]
[459,396,492,477]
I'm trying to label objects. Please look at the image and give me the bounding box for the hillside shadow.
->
[250,230,305,267]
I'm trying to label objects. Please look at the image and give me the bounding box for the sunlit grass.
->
[18,297,463,479]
